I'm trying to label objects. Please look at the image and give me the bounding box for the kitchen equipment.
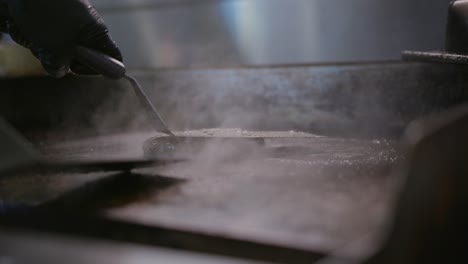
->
[74,46,272,152]
[74,46,175,136]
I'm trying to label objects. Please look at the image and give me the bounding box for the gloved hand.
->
[0,2,8,32]
[0,0,122,78]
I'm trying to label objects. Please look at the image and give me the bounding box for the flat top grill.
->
[0,130,400,258]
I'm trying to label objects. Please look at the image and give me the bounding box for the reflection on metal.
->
[2,61,468,138]
[93,0,451,69]
[220,0,320,65]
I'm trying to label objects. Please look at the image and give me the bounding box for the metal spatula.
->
[74,46,175,136]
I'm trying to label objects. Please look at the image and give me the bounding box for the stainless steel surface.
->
[92,0,451,69]
[132,62,468,137]
[1,62,467,138]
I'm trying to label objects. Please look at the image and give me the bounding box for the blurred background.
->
[90,0,452,69]
[0,0,457,135]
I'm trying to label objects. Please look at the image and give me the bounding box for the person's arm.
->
[0,0,122,78]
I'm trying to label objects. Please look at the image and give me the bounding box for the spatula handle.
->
[74,46,126,79]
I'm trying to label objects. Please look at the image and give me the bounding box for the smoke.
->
[143,129,270,169]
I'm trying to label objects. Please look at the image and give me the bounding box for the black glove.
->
[0,2,8,32]
[0,0,122,78]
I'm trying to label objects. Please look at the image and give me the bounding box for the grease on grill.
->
[143,129,268,159]
[143,128,326,160]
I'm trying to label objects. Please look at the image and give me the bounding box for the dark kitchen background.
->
[94,0,451,68]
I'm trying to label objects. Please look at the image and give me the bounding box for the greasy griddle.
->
[0,131,400,258]
[143,128,320,158]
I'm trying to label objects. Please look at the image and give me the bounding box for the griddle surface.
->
[0,130,400,256]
